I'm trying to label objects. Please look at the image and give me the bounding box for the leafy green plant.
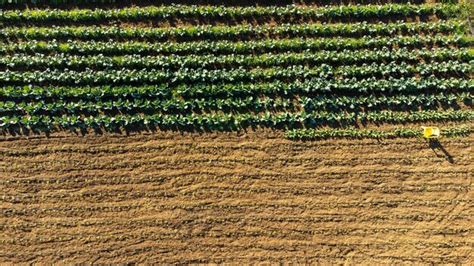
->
[1,35,469,56]
[1,47,470,71]
[0,61,470,86]
[0,4,464,23]
[286,126,472,140]
[0,20,466,41]
[1,110,472,132]
[1,77,470,102]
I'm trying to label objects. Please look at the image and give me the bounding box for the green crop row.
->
[1,110,472,132]
[286,126,472,140]
[175,78,473,98]
[1,78,470,102]
[1,35,469,56]
[300,92,471,112]
[0,92,469,117]
[0,0,117,5]
[0,61,470,85]
[0,85,173,101]
[0,96,295,116]
[0,0,451,7]
[1,48,470,70]
[0,20,465,41]
[337,61,471,78]
[0,4,464,23]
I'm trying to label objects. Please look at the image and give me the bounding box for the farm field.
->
[0,0,473,263]
[0,1,472,134]
[0,131,473,264]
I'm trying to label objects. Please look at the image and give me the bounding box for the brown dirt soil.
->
[0,130,472,264]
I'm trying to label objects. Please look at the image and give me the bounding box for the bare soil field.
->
[0,131,472,264]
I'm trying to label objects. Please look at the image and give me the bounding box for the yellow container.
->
[421,126,440,139]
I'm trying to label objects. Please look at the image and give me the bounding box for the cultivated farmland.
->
[0,0,472,263]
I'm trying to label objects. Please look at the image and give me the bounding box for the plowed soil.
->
[0,131,472,264]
